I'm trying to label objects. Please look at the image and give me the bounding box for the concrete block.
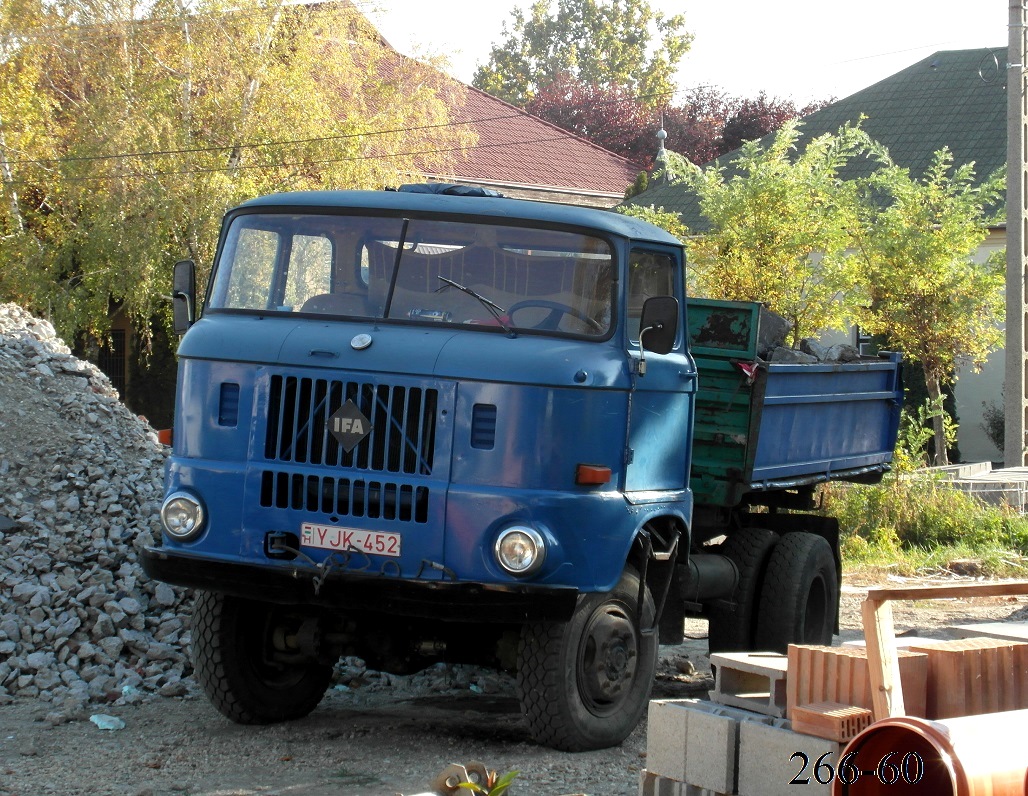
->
[646,699,691,781]
[638,771,729,796]
[737,721,840,796]
[709,651,789,717]
[685,702,738,793]
[646,698,773,791]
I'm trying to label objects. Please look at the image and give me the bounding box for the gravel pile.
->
[0,303,507,728]
[0,304,193,719]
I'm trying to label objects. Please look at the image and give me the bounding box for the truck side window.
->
[627,250,676,343]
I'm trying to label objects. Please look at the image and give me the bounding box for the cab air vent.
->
[471,404,497,450]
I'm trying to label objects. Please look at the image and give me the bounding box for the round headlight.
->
[160,491,206,541]
[495,526,546,576]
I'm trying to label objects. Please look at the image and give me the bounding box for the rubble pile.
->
[0,303,193,717]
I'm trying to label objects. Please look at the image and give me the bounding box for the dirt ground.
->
[1,573,1025,796]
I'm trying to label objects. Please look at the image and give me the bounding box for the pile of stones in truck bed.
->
[0,303,193,718]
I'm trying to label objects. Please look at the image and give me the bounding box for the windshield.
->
[208,213,614,338]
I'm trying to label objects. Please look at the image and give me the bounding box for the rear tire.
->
[192,590,333,724]
[754,532,838,653]
[706,527,779,653]
[516,566,656,751]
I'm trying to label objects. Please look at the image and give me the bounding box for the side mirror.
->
[639,296,678,354]
[172,259,196,335]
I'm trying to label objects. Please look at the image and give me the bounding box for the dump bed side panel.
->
[687,298,902,509]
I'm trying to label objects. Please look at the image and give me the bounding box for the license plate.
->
[300,522,401,557]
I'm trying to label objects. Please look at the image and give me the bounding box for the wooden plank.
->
[865,581,1028,601]
[861,598,905,719]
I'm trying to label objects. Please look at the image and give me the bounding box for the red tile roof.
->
[436,83,644,198]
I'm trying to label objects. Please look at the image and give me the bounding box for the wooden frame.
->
[861,581,1028,720]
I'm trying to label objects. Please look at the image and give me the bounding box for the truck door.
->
[624,247,696,494]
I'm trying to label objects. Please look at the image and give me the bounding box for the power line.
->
[3,134,574,185]
[3,90,669,170]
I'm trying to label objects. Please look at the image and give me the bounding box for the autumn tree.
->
[661,86,735,165]
[683,120,876,344]
[659,87,833,165]
[525,72,652,163]
[853,149,1005,466]
[720,93,833,154]
[0,0,474,348]
[473,0,691,108]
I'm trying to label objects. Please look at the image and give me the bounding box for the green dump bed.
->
[687,298,903,509]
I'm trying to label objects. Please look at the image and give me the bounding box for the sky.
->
[366,0,1009,105]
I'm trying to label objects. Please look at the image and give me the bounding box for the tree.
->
[615,203,687,241]
[0,0,474,348]
[661,86,734,165]
[682,120,875,345]
[720,93,833,154]
[525,72,652,163]
[853,149,1005,466]
[473,0,691,108]
[660,87,834,166]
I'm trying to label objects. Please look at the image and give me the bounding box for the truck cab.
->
[143,187,697,751]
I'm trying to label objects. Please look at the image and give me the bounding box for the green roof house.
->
[628,48,1008,463]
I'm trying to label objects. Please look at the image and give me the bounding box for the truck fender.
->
[626,515,687,635]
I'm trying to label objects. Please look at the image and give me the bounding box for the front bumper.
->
[140,545,579,623]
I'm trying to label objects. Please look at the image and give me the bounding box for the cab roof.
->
[235,189,683,247]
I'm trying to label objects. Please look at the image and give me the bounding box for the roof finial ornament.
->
[653,115,672,184]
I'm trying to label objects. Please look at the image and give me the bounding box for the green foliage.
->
[852,148,1005,466]
[615,204,687,241]
[625,170,649,200]
[682,120,877,344]
[457,770,519,795]
[472,0,691,107]
[825,475,1028,574]
[825,394,1028,575]
[893,396,958,472]
[0,0,474,347]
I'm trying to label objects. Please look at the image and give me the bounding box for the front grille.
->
[265,376,438,475]
[259,471,429,523]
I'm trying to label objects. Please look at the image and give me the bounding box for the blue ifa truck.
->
[141,185,902,752]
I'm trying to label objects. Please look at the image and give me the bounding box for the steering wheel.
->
[507,299,604,332]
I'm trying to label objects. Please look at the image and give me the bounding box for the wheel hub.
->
[579,605,639,712]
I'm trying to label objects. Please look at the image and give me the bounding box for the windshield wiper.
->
[435,275,515,336]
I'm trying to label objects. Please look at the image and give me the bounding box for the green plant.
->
[894,396,957,472]
[457,770,519,796]
[822,473,1028,578]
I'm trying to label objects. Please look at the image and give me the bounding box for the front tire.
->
[516,566,657,752]
[192,591,333,724]
[754,532,838,653]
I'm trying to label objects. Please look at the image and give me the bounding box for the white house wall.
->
[951,229,1006,464]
